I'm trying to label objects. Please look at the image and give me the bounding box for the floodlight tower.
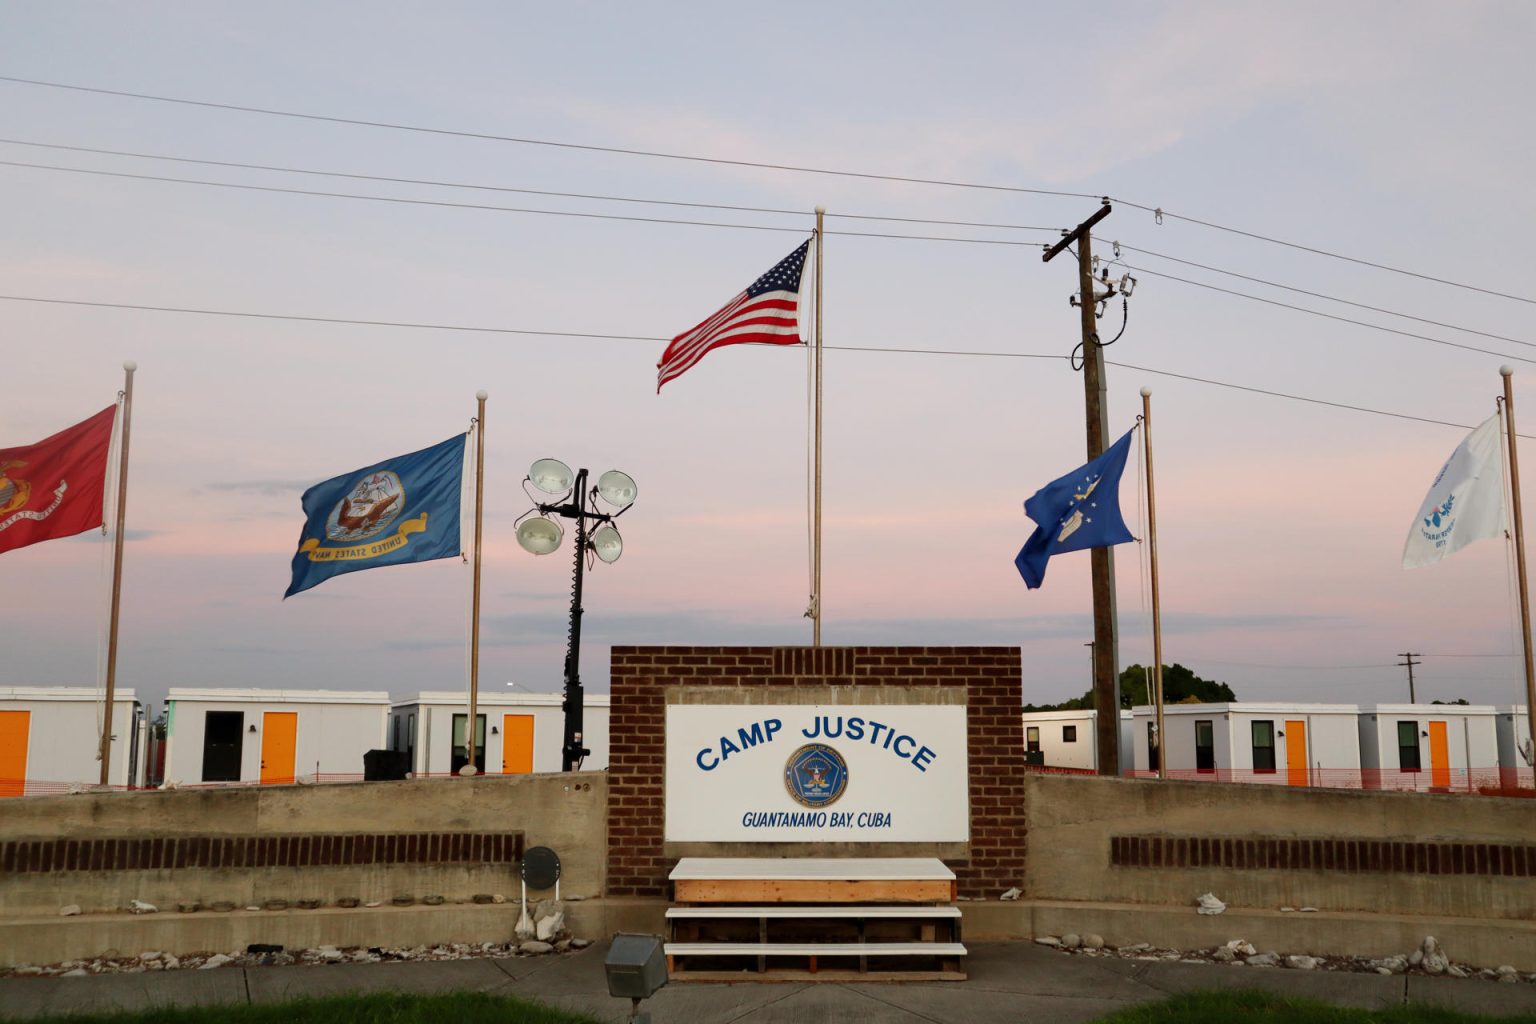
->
[516,459,637,772]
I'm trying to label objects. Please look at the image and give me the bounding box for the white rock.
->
[164,956,180,969]
[1280,906,1297,913]
[129,900,158,914]
[519,940,554,955]
[364,901,382,908]
[244,906,260,912]
[1498,965,1519,976]
[535,911,565,942]
[1061,933,1081,950]
[1000,887,1023,901]
[571,938,591,950]
[1500,973,1519,984]
[1299,907,1318,913]
[1446,965,1469,979]
[1247,952,1280,967]
[1285,955,1319,970]
[59,904,82,917]
[199,954,232,970]
[1196,893,1226,916]
[1409,949,1424,966]
[138,951,162,961]
[1226,940,1256,956]
[1377,955,1408,974]
[491,894,507,904]
[1212,947,1235,962]
[1376,967,1394,975]
[1083,934,1104,950]
[62,968,89,977]
[1034,936,1061,947]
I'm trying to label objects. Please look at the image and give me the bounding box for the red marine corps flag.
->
[0,406,117,555]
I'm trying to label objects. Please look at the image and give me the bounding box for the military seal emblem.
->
[325,471,404,543]
[784,742,848,808]
[0,460,31,518]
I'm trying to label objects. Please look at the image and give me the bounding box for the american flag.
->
[657,239,811,392]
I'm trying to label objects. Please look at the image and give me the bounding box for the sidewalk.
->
[5,941,1536,1023]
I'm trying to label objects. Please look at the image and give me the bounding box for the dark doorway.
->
[451,713,486,775]
[202,711,244,782]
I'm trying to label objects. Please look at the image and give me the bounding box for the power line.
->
[0,159,1059,247]
[3,74,1530,305]
[0,74,1101,201]
[1119,261,1536,366]
[1,292,1524,436]
[1113,199,1535,307]
[0,137,1059,232]
[1115,243,1533,349]
[9,156,1533,370]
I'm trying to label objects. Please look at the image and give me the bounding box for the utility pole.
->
[1398,652,1422,704]
[1044,201,1120,776]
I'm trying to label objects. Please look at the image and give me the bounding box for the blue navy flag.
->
[1015,428,1136,589]
[285,433,467,598]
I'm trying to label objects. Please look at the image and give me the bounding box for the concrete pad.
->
[960,942,1164,998]
[850,986,1132,1024]
[702,984,938,1023]
[0,967,247,1020]
[1133,959,1405,1009]
[246,959,512,1002]
[1408,974,1536,1014]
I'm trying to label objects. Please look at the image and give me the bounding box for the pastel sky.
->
[4,2,1536,717]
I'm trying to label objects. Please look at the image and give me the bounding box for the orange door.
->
[0,711,30,798]
[502,715,534,775]
[1285,720,1308,787]
[260,712,298,784]
[1428,721,1450,789]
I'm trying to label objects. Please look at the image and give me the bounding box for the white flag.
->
[1403,413,1506,569]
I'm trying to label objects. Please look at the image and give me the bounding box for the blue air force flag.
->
[1015,429,1136,589]
[1402,413,1505,569]
[285,433,467,598]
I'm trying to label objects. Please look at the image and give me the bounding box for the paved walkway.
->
[4,942,1536,1023]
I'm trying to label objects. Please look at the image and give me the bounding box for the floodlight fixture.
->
[591,524,623,564]
[528,458,575,496]
[597,469,638,508]
[516,516,563,555]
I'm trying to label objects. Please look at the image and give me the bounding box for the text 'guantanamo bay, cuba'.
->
[694,715,938,773]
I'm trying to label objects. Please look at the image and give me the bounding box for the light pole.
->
[516,459,636,772]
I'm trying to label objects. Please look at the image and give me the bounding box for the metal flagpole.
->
[99,360,136,787]
[466,390,487,775]
[813,206,825,647]
[1140,387,1166,779]
[1499,367,1536,781]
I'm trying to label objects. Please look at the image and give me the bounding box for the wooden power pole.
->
[1044,201,1121,776]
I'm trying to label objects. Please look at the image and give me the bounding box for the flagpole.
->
[813,206,825,647]
[466,390,487,775]
[1499,366,1536,783]
[1140,387,1166,779]
[99,360,136,787]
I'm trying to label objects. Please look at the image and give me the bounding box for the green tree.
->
[1025,664,1235,712]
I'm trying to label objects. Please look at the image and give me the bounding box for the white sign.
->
[664,704,969,842]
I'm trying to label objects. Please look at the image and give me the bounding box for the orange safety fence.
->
[1116,766,1533,795]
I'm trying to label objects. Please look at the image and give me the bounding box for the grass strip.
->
[11,991,602,1024]
[1091,990,1536,1023]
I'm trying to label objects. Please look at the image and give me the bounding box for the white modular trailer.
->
[1130,703,1362,786]
[163,689,390,785]
[1020,709,1132,770]
[389,691,611,775]
[1357,704,1500,791]
[0,687,143,794]
[1495,706,1533,788]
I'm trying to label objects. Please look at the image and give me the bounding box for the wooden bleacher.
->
[665,857,966,981]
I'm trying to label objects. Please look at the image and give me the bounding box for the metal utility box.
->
[605,933,668,998]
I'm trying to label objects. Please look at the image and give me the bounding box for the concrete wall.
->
[0,773,606,964]
[1024,773,1536,922]
[390,694,610,775]
[163,691,389,784]
[0,689,140,791]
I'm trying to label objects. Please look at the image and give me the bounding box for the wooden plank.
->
[669,857,954,882]
[675,878,953,904]
[664,942,967,956]
[668,968,966,984]
[666,906,961,919]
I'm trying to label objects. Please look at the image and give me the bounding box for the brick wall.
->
[606,645,1026,898]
